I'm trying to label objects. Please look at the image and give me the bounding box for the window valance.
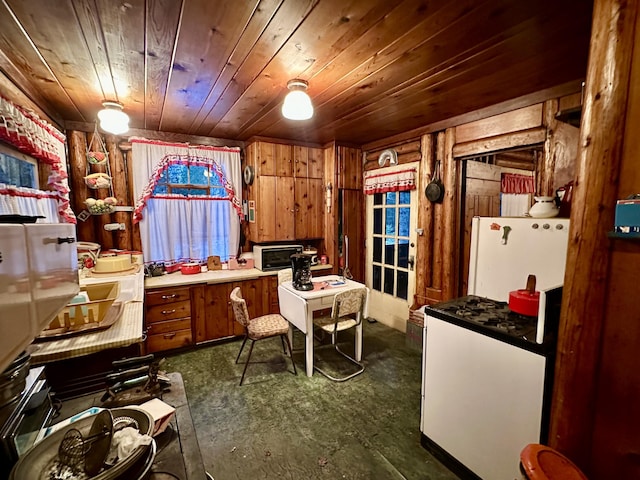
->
[130,138,242,224]
[363,168,416,195]
[0,95,72,223]
[501,173,535,194]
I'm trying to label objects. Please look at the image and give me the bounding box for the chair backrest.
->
[331,288,367,323]
[277,268,292,285]
[230,287,250,327]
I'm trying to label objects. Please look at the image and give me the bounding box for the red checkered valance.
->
[501,173,535,194]
[363,168,416,195]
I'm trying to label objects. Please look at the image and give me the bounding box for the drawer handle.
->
[163,333,176,339]
[161,309,176,315]
[161,294,177,300]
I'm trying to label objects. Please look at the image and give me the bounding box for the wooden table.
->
[277,275,369,377]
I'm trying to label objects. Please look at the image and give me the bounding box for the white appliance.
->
[0,223,79,373]
[468,216,570,343]
[420,217,569,480]
[253,244,303,271]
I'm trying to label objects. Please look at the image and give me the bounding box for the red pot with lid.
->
[509,275,540,317]
[180,262,201,275]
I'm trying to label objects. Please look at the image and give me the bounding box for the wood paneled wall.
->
[67,130,136,249]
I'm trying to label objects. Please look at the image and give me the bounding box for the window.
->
[0,151,37,188]
[131,141,241,266]
[152,162,228,198]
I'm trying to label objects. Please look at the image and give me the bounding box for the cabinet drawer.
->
[146,329,192,353]
[146,317,191,335]
[146,287,191,306]
[146,300,191,323]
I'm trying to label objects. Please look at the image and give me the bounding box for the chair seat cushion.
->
[248,313,290,339]
[314,315,358,333]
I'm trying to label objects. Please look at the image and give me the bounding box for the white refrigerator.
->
[468,216,570,343]
[421,216,570,480]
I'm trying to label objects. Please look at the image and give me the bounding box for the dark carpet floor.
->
[164,321,460,480]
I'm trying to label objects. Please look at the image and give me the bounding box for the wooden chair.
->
[230,287,297,385]
[312,288,367,382]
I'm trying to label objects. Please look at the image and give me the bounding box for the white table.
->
[278,274,369,377]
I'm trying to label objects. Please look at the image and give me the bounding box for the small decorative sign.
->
[248,200,255,223]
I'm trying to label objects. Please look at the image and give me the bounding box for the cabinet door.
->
[276,176,296,240]
[307,147,324,179]
[255,176,295,242]
[295,178,324,239]
[201,282,233,341]
[256,176,277,242]
[293,146,324,178]
[258,142,292,177]
[197,279,269,342]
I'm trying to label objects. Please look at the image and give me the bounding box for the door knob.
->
[408,255,415,271]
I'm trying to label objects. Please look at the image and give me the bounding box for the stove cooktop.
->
[427,295,539,345]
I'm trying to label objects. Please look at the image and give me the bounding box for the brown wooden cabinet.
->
[294,177,324,239]
[254,175,296,242]
[246,140,325,242]
[144,286,193,353]
[336,145,362,190]
[193,277,272,344]
[294,146,323,178]
[248,141,293,177]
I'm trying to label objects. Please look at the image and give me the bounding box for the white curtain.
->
[500,173,534,217]
[0,184,60,222]
[500,193,532,217]
[131,138,242,263]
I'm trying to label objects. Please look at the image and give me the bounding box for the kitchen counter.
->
[144,264,333,289]
[29,268,145,364]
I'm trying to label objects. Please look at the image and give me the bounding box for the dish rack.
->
[36,282,121,339]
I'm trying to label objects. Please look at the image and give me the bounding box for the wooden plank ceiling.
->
[0,0,593,146]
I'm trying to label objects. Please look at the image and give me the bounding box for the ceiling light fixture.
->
[281,79,314,120]
[97,101,130,135]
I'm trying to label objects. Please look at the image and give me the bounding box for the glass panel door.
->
[366,166,417,331]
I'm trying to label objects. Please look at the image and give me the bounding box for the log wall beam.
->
[452,127,546,158]
[549,0,639,474]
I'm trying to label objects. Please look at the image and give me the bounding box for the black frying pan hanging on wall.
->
[425,160,444,203]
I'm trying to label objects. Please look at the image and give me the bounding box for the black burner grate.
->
[431,295,538,342]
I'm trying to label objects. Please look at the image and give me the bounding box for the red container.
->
[180,263,201,275]
[508,274,540,317]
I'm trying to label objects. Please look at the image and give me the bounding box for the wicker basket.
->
[85,197,117,214]
[87,150,108,165]
[42,282,120,335]
[84,172,112,189]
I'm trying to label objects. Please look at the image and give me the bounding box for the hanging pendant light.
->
[281,79,314,120]
[97,101,130,135]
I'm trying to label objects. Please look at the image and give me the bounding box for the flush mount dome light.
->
[281,79,314,120]
[97,101,130,135]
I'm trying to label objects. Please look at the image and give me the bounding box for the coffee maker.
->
[291,253,313,291]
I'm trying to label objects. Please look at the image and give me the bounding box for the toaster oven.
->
[253,244,303,271]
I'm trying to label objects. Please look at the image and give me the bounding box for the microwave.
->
[253,244,303,271]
